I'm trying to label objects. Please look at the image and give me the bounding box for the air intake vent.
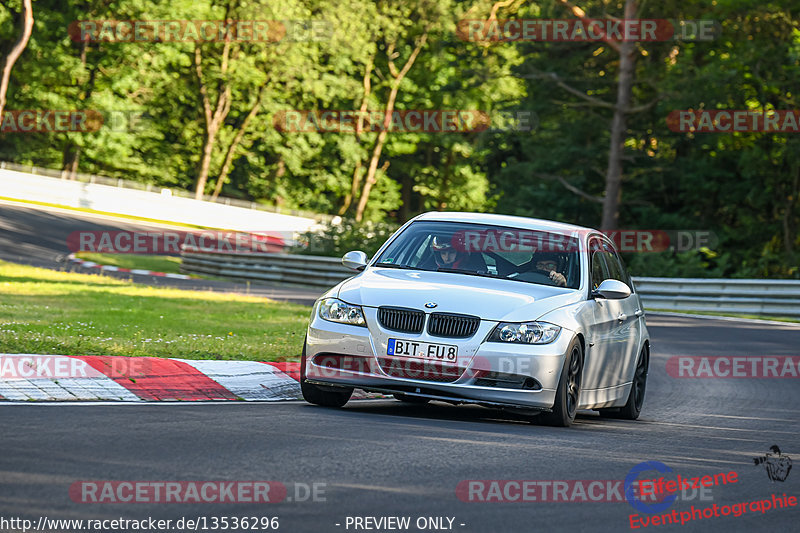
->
[378,307,425,334]
[428,313,480,338]
[377,358,465,383]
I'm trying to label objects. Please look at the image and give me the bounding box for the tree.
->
[551,0,643,230]
[0,0,32,117]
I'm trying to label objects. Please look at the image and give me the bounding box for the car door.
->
[583,238,621,389]
[600,241,643,386]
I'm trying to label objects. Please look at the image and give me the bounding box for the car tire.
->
[300,336,353,408]
[301,380,353,407]
[393,393,431,404]
[540,337,584,427]
[598,344,649,420]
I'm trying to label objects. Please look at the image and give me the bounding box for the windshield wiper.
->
[374,263,418,270]
[436,267,497,278]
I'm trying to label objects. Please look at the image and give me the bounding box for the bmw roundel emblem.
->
[424,302,437,309]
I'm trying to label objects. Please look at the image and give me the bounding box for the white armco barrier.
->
[0,166,320,233]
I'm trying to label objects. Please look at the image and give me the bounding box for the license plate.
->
[387,338,457,363]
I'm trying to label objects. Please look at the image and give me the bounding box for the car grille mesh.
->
[427,313,480,338]
[378,307,425,333]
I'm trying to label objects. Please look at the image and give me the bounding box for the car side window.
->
[589,238,607,290]
[601,241,631,289]
[602,253,623,282]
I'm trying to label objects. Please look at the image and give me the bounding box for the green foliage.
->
[294,219,400,258]
[0,0,798,277]
[625,249,730,279]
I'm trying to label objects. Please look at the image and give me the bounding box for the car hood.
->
[337,267,583,322]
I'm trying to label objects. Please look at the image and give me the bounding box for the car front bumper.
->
[304,308,575,410]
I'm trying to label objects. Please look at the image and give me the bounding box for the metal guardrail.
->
[632,278,800,317]
[180,250,800,317]
[181,250,354,287]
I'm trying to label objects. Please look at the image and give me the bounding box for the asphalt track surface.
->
[1,317,799,532]
[1,202,799,532]
[0,201,321,305]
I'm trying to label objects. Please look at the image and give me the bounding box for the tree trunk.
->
[600,0,637,230]
[0,0,34,117]
[339,161,363,215]
[339,56,374,216]
[399,172,412,222]
[355,128,390,221]
[438,149,455,210]
[355,33,428,221]
[60,36,97,182]
[61,145,80,180]
[196,130,218,200]
[783,164,799,260]
[210,85,267,201]
[192,24,233,199]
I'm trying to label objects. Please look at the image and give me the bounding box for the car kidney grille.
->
[427,313,480,338]
[378,307,425,333]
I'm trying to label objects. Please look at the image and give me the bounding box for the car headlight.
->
[318,298,366,327]
[487,321,561,344]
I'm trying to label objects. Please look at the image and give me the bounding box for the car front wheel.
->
[540,337,584,427]
[301,380,353,407]
[300,336,353,408]
[599,344,649,420]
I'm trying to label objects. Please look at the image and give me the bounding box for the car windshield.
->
[374,221,581,289]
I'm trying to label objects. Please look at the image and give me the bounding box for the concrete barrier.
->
[0,163,321,233]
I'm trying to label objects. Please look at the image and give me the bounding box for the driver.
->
[431,236,466,269]
[532,255,567,287]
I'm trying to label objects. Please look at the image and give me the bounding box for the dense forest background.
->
[0,0,798,278]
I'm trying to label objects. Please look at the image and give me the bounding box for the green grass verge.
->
[0,261,310,361]
[647,308,800,323]
[75,252,183,274]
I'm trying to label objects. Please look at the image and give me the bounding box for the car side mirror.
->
[593,279,631,300]
[342,250,368,271]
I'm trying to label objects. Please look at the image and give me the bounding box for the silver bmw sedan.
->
[301,212,650,426]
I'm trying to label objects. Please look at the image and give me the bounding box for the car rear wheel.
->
[300,336,353,408]
[393,393,431,404]
[598,344,649,420]
[539,337,583,427]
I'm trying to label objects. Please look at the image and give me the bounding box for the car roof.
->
[414,211,597,236]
